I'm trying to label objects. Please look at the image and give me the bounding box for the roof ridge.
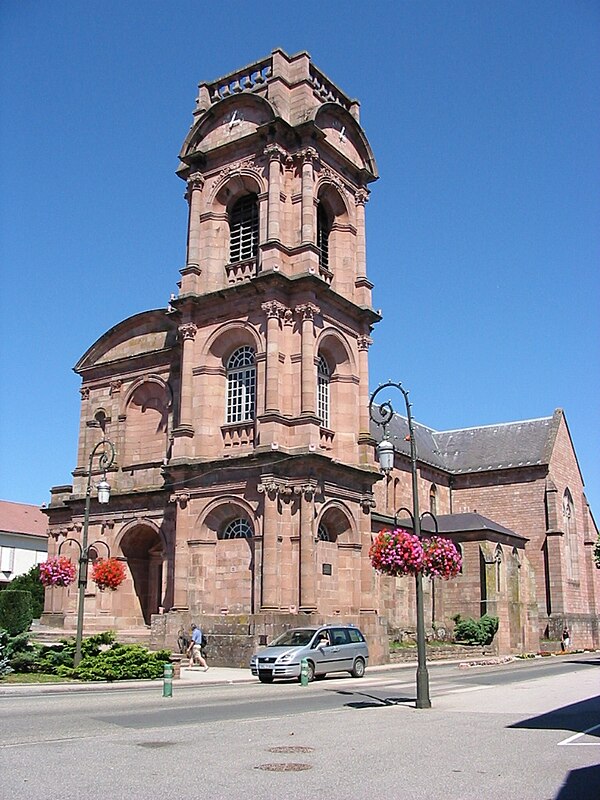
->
[434,414,553,435]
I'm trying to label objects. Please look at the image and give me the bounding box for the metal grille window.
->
[226,346,256,423]
[229,194,259,263]
[317,204,330,270]
[317,354,330,428]
[220,518,254,540]
[317,523,331,542]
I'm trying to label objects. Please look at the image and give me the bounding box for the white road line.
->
[558,724,600,746]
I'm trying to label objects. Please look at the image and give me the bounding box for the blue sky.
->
[1,1,599,514]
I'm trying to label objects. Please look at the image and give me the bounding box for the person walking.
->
[187,623,209,670]
[561,627,570,652]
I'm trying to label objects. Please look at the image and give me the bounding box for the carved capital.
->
[295,303,320,321]
[187,172,204,192]
[261,300,286,320]
[169,492,190,508]
[80,387,90,400]
[355,187,370,206]
[178,323,198,342]
[299,147,319,165]
[264,143,287,162]
[360,494,376,513]
[357,335,373,352]
[109,379,122,395]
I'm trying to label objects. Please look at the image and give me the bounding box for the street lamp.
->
[369,381,432,709]
[73,439,116,666]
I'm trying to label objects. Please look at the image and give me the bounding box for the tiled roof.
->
[371,408,559,475]
[0,500,48,537]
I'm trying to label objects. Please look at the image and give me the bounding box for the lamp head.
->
[376,437,395,474]
[96,479,111,504]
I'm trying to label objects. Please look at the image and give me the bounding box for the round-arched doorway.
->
[120,525,165,625]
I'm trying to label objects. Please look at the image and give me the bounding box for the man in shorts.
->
[187,623,209,670]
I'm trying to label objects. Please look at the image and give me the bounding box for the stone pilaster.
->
[296,303,320,416]
[297,483,317,612]
[171,323,197,458]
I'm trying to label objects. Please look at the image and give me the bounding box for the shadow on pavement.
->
[554,764,600,799]
[333,688,414,708]
[509,695,600,738]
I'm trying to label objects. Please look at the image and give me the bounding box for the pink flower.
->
[39,556,77,587]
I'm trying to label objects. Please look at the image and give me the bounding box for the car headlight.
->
[277,653,293,663]
[250,655,257,665]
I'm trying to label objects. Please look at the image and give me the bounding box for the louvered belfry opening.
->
[229,194,259,263]
[317,203,330,270]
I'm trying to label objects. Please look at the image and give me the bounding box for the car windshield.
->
[268,629,316,647]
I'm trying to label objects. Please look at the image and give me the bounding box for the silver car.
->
[250,624,369,683]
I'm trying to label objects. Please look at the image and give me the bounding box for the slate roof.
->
[0,500,48,538]
[394,512,527,541]
[370,408,561,476]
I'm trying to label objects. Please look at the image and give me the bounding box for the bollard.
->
[300,658,309,687]
[163,662,173,698]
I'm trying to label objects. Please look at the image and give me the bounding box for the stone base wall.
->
[150,610,390,667]
[543,612,600,650]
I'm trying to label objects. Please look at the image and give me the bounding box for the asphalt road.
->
[2,654,599,800]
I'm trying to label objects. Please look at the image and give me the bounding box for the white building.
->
[0,500,48,586]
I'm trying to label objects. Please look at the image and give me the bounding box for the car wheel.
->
[259,674,274,683]
[350,657,365,678]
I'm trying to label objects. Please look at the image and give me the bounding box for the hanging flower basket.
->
[39,556,77,588]
[369,528,424,577]
[91,558,127,591]
[422,537,462,579]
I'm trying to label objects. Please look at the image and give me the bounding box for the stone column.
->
[354,188,369,279]
[169,493,191,610]
[296,303,319,416]
[264,145,284,242]
[178,323,197,429]
[181,172,204,294]
[258,480,280,610]
[300,148,318,244]
[261,301,284,414]
[297,484,317,612]
[171,323,197,459]
[357,335,373,441]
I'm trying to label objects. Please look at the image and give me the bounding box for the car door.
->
[329,627,352,671]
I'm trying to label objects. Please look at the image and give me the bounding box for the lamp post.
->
[73,439,115,666]
[369,381,431,709]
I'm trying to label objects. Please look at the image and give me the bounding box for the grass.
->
[1,673,74,684]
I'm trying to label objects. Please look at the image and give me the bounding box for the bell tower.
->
[165,49,382,617]
[172,49,380,465]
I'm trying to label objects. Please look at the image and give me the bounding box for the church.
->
[43,50,599,664]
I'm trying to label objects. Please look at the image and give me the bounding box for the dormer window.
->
[229,194,258,263]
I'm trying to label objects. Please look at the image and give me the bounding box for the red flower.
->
[91,558,126,591]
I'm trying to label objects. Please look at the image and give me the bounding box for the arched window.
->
[220,518,254,540]
[429,484,437,515]
[229,194,259,263]
[226,346,256,423]
[317,354,330,428]
[317,523,331,542]
[317,204,330,270]
[495,545,503,592]
[563,489,578,581]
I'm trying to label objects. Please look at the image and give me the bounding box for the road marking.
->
[558,724,600,746]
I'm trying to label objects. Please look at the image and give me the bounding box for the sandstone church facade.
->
[43,50,599,663]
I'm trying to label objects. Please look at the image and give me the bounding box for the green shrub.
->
[2,566,45,618]
[452,613,499,645]
[0,590,33,635]
[0,629,13,677]
[64,643,172,682]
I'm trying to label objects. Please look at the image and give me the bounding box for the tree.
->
[2,565,45,618]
